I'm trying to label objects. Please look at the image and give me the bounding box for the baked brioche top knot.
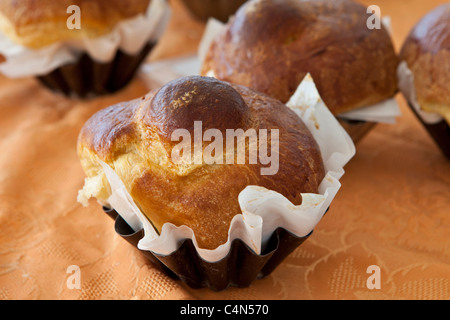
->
[145,76,252,140]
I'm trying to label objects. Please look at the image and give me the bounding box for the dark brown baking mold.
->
[407,103,450,159]
[38,42,155,98]
[103,206,314,291]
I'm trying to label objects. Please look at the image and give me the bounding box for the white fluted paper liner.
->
[97,73,355,263]
[0,0,170,78]
[198,18,400,124]
[337,97,400,124]
[397,61,444,125]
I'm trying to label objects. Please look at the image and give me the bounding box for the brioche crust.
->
[77,76,325,250]
[0,0,151,48]
[399,3,450,124]
[201,0,398,115]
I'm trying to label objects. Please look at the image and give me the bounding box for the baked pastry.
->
[398,3,450,158]
[0,0,149,49]
[77,75,325,250]
[399,3,450,124]
[0,0,170,97]
[201,0,398,141]
[180,0,248,22]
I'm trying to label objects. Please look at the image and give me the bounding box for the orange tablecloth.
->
[0,0,449,300]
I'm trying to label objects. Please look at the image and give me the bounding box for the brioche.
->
[0,0,151,48]
[201,0,398,115]
[77,76,325,250]
[399,3,450,124]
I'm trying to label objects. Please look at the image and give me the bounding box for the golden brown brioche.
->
[399,3,450,124]
[201,0,398,115]
[0,0,151,48]
[77,76,325,250]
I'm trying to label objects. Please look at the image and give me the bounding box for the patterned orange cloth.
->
[0,0,449,300]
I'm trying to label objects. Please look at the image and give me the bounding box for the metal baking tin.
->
[38,42,155,98]
[407,103,450,159]
[338,118,377,144]
[180,0,248,22]
[103,207,312,291]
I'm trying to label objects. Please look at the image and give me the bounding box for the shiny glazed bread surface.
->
[201,0,398,115]
[78,76,325,249]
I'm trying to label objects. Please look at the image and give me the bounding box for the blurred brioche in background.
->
[201,0,398,116]
[399,3,450,124]
[0,0,151,48]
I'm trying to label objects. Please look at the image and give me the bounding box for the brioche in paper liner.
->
[0,0,170,97]
[200,0,399,143]
[77,74,326,250]
[398,3,450,159]
[77,74,355,289]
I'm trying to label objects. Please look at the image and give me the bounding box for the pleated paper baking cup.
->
[397,61,450,159]
[0,0,170,97]
[103,206,314,290]
[37,42,156,97]
[97,74,355,290]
